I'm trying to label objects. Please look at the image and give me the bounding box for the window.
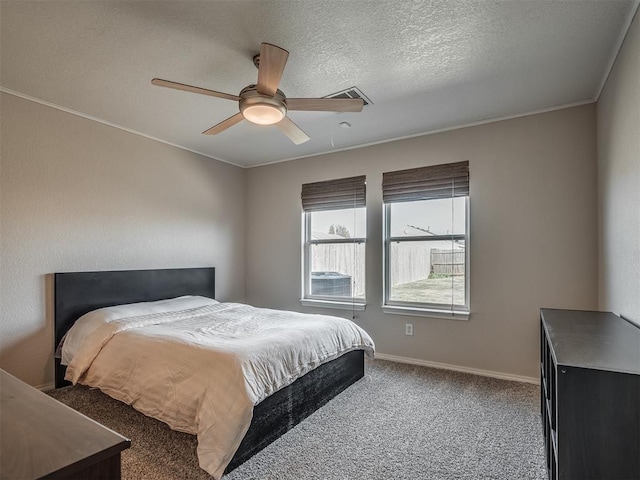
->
[382,161,469,319]
[301,176,366,308]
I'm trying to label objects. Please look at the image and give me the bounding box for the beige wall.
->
[597,10,640,326]
[1,91,604,386]
[0,93,246,387]
[246,104,598,380]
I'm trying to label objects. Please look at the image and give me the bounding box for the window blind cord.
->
[450,177,454,316]
[352,186,356,321]
[330,123,335,149]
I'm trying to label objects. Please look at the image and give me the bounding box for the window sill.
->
[300,299,366,311]
[382,305,469,321]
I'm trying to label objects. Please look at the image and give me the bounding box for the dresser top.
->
[0,370,130,479]
[541,309,640,375]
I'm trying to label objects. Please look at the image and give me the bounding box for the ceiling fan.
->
[151,43,364,145]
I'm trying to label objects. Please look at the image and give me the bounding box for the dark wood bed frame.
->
[53,267,365,473]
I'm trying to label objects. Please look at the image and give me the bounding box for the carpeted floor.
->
[49,359,546,479]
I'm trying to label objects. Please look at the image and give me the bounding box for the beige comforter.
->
[64,301,374,478]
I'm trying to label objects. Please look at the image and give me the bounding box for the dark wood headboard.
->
[54,267,215,388]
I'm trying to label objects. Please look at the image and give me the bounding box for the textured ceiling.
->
[1,1,637,167]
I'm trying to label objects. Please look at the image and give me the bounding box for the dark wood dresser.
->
[0,370,130,479]
[540,309,640,480]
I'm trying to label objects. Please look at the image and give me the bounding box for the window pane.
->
[310,207,366,239]
[388,240,465,306]
[310,242,365,298]
[389,198,465,237]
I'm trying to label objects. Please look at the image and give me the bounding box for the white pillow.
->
[60,295,218,365]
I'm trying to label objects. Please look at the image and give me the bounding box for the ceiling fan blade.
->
[256,43,289,96]
[152,78,240,102]
[287,97,364,112]
[202,113,244,135]
[276,116,310,145]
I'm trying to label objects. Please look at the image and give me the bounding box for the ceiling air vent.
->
[325,86,372,106]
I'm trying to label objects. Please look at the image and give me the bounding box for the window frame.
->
[301,208,367,309]
[382,196,470,319]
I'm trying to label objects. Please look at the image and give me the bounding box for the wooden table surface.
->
[0,369,130,479]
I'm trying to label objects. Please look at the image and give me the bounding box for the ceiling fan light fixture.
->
[242,103,285,125]
[239,91,287,125]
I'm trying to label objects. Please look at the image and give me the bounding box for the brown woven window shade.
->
[301,175,366,212]
[382,161,469,203]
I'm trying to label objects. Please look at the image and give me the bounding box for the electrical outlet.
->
[405,323,414,336]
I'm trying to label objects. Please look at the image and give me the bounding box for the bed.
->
[53,267,373,478]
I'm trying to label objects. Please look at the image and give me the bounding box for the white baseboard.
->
[374,353,539,385]
[36,382,56,392]
[35,358,537,391]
